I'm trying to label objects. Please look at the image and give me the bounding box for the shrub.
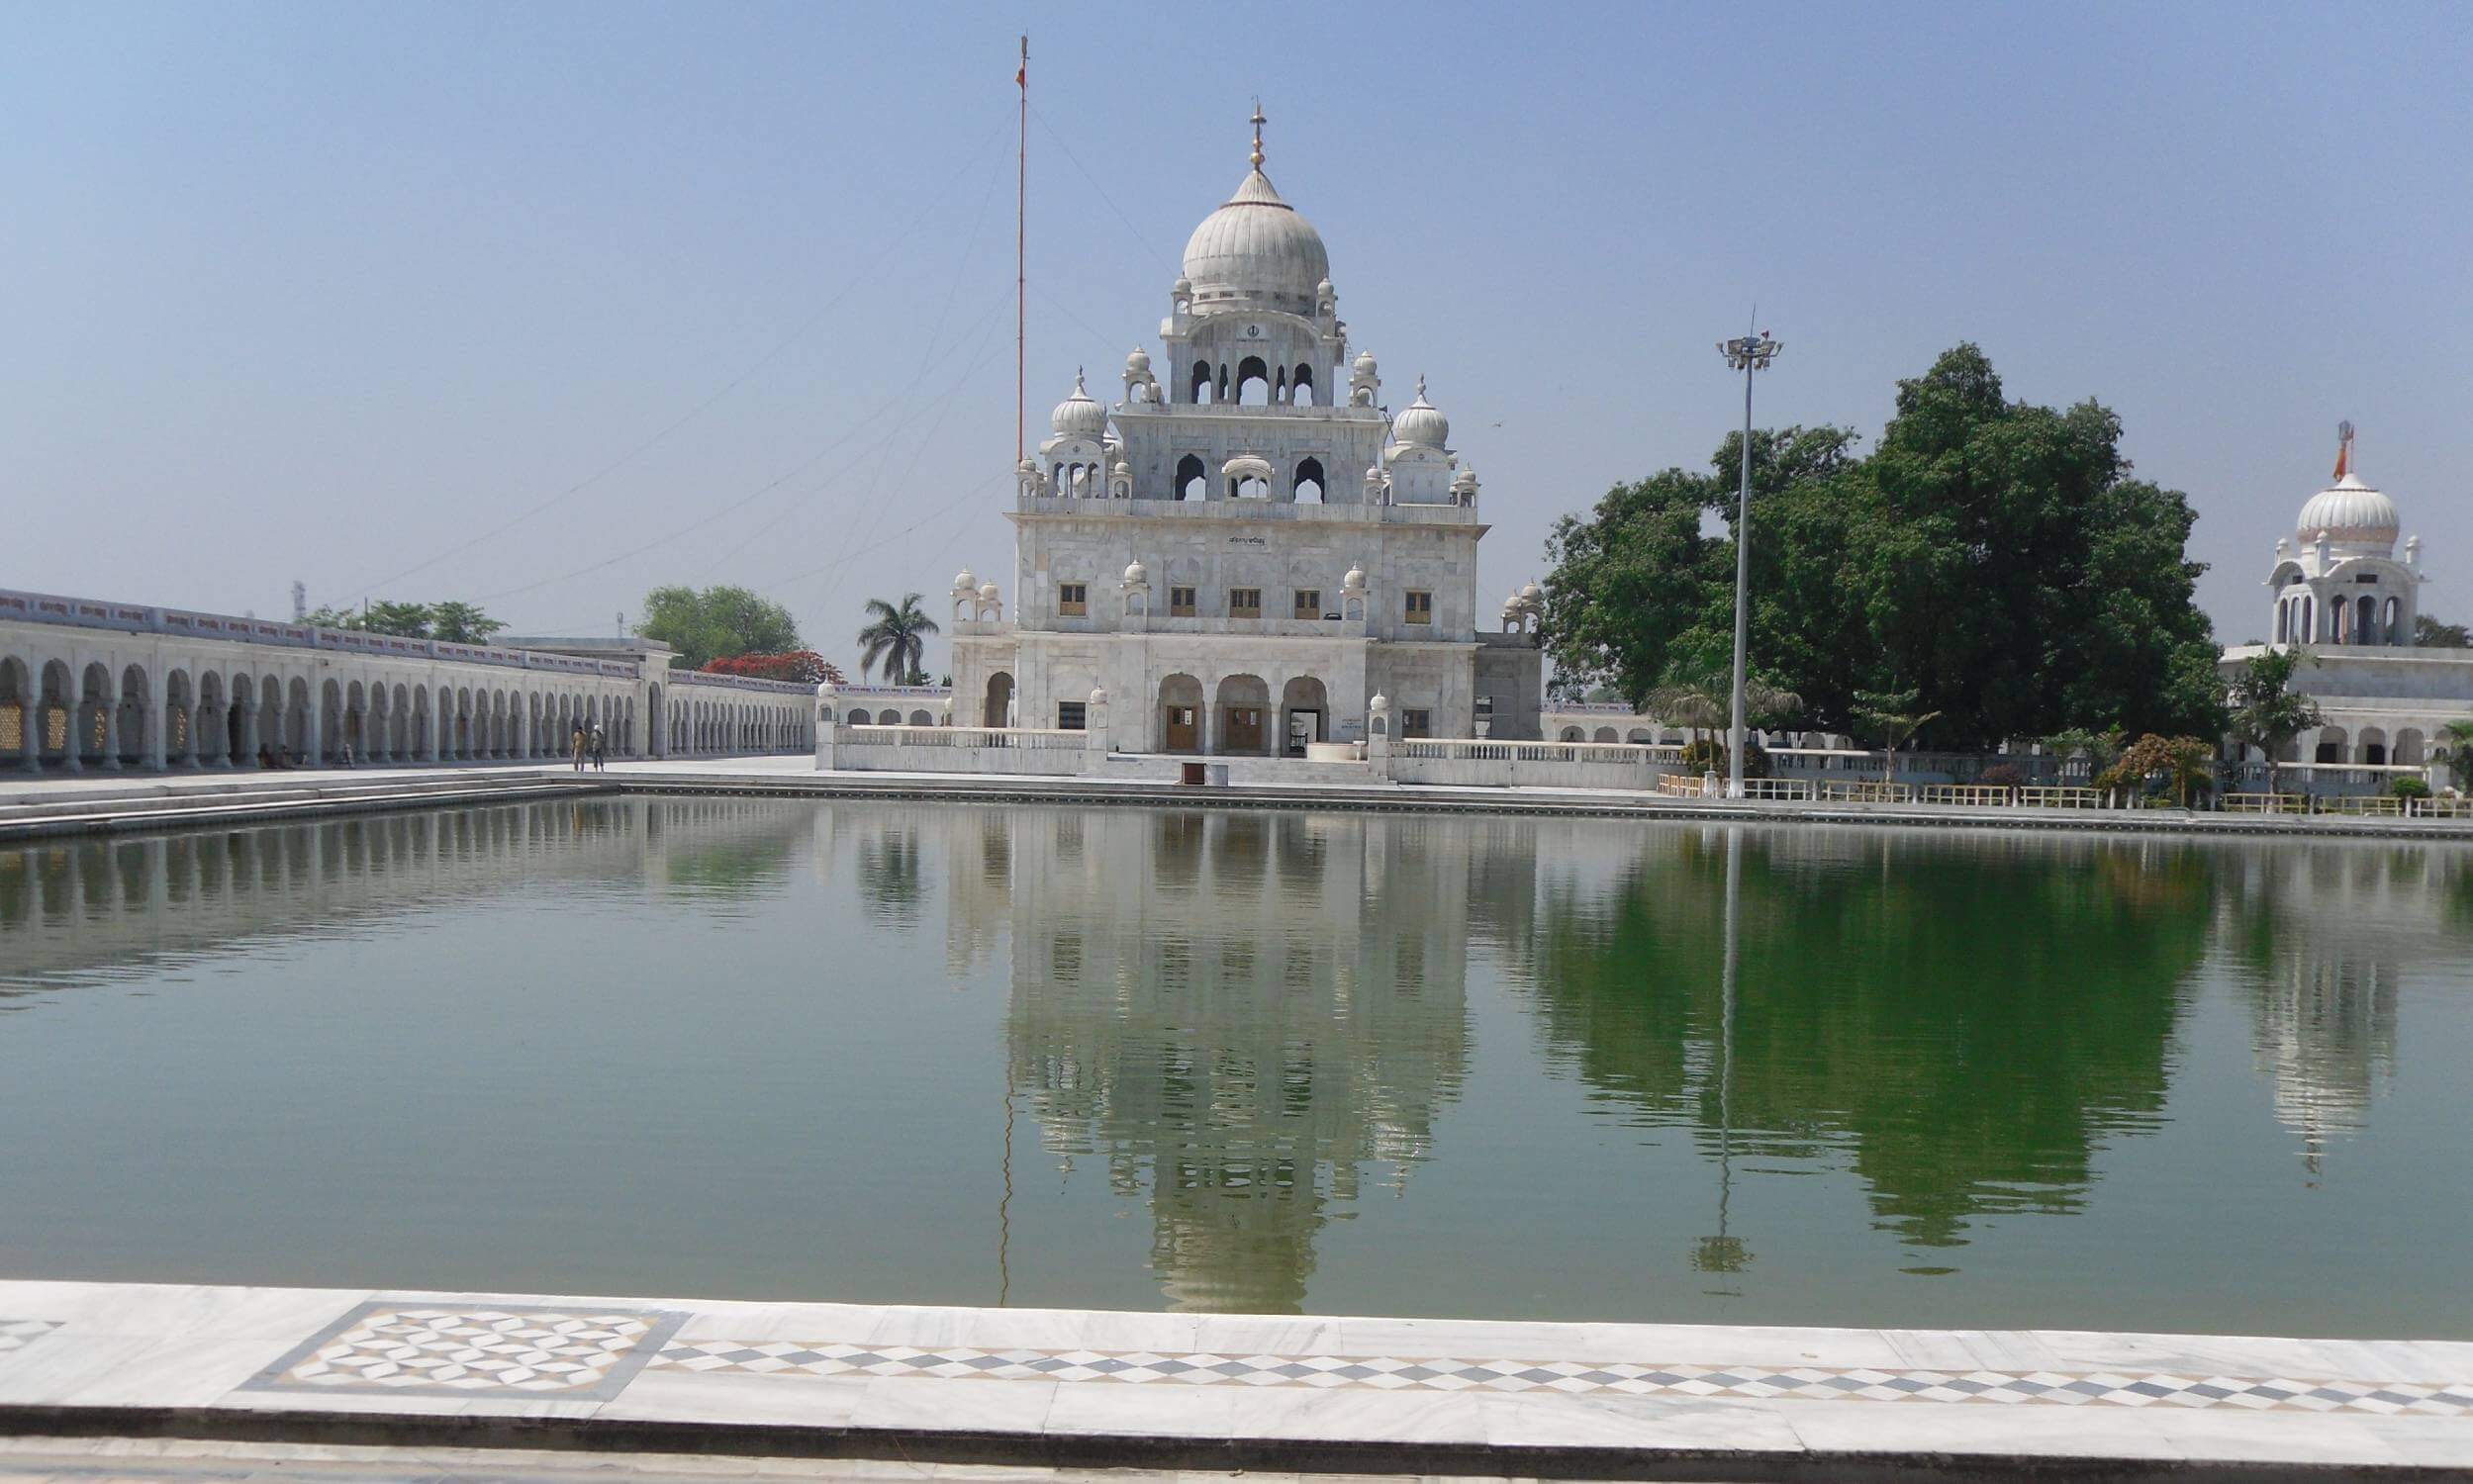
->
[1979,763,2026,797]
[1678,737,1769,779]
[2392,776,2432,800]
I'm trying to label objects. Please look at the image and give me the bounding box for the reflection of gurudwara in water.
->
[948,807,1500,1312]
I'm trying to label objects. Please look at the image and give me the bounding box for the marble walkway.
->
[5,756,2469,843]
[0,1282,2466,1479]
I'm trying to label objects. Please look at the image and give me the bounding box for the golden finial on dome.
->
[1250,99,1266,170]
[2334,419,2355,481]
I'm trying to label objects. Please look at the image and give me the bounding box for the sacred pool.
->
[1,796,2465,1339]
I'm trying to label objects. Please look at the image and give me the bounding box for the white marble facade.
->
[950,113,1542,757]
[2222,426,2472,769]
[0,591,814,772]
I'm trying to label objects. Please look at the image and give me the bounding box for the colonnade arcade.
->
[0,637,812,774]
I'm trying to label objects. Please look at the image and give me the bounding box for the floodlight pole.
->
[1718,328,1780,800]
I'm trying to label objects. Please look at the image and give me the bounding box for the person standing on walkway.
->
[570,722,587,771]
[589,723,607,772]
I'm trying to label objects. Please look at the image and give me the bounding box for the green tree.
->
[1853,688,1942,784]
[2225,648,2323,797]
[2416,613,2472,648]
[856,594,940,684]
[636,585,802,670]
[427,601,505,645]
[2429,719,2473,777]
[1539,468,1723,705]
[1540,344,2221,747]
[297,600,490,640]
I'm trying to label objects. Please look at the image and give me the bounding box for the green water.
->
[1,798,2466,1335]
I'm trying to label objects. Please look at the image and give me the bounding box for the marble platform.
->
[5,756,2470,843]
[0,1282,2465,1479]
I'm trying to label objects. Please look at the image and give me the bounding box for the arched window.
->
[1237,355,1270,405]
[1189,361,1212,403]
[1176,454,1206,501]
[2356,595,2377,645]
[2383,596,2401,644]
[2275,600,2289,644]
[1291,363,1315,405]
[1293,456,1325,504]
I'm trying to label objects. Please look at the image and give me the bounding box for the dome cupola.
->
[2296,421,2400,552]
[1178,106,1330,313]
[1391,377,1450,449]
[1050,369,1106,438]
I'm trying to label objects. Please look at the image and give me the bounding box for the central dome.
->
[2297,472,2399,549]
[1181,167,1330,312]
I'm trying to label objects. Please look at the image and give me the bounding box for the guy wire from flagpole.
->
[1016,35,1027,468]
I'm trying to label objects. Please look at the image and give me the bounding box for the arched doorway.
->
[1280,676,1328,756]
[983,672,1014,728]
[1215,674,1270,755]
[1159,673,1202,753]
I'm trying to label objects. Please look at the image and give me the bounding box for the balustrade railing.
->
[1818,780,1915,804]
[843,724,1087,751]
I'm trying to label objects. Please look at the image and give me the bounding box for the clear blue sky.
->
[7,1,2468,672]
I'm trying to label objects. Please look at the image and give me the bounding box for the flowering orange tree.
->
[701,651,845,686]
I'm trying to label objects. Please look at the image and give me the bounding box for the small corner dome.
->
[951,568,977,593]
[1391,377,1449,449]
[1353,348,1378,375]
[977,582,1000,601]
[1181,167,1331,311]
[1050,371,1106,437]
[2296,471,2399,548]
[1343,563,1367,591]
[1125,346,1151,373]
[1316,277,1335,298]
[1172,276,1192,296]
[1520,581,1544,603]
[1123,560,1148,586]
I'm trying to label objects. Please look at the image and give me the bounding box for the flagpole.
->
[1015,35,1027,468]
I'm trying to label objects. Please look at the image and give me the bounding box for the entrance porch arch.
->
[1215,674,1271,755]
[1279,675,1329,756]
[1158,673,1203,753]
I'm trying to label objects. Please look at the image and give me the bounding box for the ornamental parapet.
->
[0,587,636,678]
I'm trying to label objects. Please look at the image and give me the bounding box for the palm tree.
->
[1853,688,1942,785]
[2432,719,2473,788]
[1645,666,1799,771]
[856,595,939,684]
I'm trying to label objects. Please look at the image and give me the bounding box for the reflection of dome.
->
[1392,378,1449,448]
[1051,371,1106,437]
[1181,169,1330,311]
[2297,473,2399,549]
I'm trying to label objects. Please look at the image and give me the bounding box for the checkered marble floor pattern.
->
[0,1320,57,1356]
[651,1340,2473,1416]
[245,1304,683,1398]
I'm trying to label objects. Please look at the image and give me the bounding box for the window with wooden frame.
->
[1229,588,1262,619]
[1169,586,1196,617]
[1402,707,1432,738]
[1404,590,1433,624]
[1058,583,1088,616]
[1292,588,1322,619]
